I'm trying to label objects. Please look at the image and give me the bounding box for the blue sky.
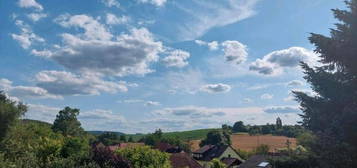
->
[0,0,344,133]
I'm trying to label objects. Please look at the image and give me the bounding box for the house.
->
[107,142,145,151]
[238,155,272,168]
[193,145,244,168]
[154,142,183,153]
[170,152,203,168]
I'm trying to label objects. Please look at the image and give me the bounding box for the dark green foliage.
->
[276,117,282,129]
[52,107,85,137]
[95,132,121,146]
[120,135,127,142]
[269,153,319,168]
[139,129,190,152]
[61,137,90,158]
[0,91,27,141]
[232,121,247,133]
[200,130,231,147]
[128,136,134,142]
[294,0,357,167]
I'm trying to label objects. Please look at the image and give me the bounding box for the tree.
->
[209,158,226,168]
[116,146,171,168]
[294,0,357,167]
[128,136,134,143]
[0,91,27,141]
[52,107,84,137]
[96,132,121,146]
[120,135,127,142]
[276,117,282,129]
[200,130,230,147]
[232,121,247,133]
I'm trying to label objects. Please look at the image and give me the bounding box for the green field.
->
[127,128,221,141]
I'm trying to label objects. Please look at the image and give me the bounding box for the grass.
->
[126,128,221,142]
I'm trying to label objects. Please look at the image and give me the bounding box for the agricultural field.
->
[190,133,297,152]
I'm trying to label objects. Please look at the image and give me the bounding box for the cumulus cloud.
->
[11,20,44,49]
[161,49,190,68]
[264,106,300,114]
[173,0,258,41]
[221,40,248,64]
[200,83,231,94]
[50,15,164,76]
[55,14,113,40]
[106,13,129,25]
[195,40,218,50]
[27,13,47,22]
[250,47,319,75]
[101,0,120,8]
[18,0,43,11]
[260,93,273,100]
[287,80,304,87]
[35,70,128,96]
[139,0,167,7]
[0,78,61,99]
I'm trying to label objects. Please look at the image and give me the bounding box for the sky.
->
[0,0,345,133]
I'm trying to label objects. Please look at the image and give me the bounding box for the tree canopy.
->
[294,0,357,167]
[52,107,84,137]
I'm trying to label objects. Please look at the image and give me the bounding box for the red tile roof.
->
[170,153,203,168]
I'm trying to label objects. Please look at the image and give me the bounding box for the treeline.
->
[0,93,172,168]
[223,118,305,138]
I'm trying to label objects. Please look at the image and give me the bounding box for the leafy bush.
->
[116,146,171,168]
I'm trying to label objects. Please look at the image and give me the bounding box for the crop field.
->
[190,134,297,152]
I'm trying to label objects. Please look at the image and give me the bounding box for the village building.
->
[192,145,244,168]
[237,155,272,168]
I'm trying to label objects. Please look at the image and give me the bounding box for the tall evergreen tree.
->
[294,1,357,167]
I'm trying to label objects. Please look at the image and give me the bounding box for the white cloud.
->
[27,13,47,22]
[18,0,43,11]
[55,14,112,41]
[174,0,258,41]
[287,80,304,87]
[145,101,161,106]
[26,104,61,123]
[264,106,300,114]
[250,47,319,75]
[195,40,218,50]
[222,40,248,64]
[11,20,44,49]
[118,99,160,106]
[139,0,167,7]
[101,0,120,8]
[106,13,129,25]
[0,78,61,99]
[31,49,53,57]
[200,83,231,93]
[261,93,273,100]
[51,17,164,76]
[35,70,128,96]
[161,49,190,68]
